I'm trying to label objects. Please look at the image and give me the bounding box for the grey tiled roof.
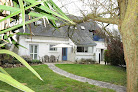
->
[20,16,101,46]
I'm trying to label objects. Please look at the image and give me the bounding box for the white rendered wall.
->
[75,47,95,61]
[94,41,107,62]
[18,36,106,62]
[18,36,74,61]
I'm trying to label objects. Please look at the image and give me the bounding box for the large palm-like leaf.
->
[0,0,75,91]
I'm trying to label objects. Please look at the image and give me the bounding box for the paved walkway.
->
[46,63,126,92]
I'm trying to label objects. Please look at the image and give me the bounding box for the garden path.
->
[45,63,126,92]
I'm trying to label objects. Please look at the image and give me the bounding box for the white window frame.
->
[29,44,38,59]
[49,45,57,51]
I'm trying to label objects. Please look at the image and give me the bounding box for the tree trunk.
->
[120,0,138,91]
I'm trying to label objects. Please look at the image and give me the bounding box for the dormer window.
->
[70,26,77,29]
[56,23,60,27]
[70,26,74,29]
[89,30,95,32]
[35,21,42,26]
[81,26,85,30]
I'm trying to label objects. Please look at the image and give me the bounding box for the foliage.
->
[76,58,96,64]
[0,0,74,91]
[31,59,41,63]
[56,64,126,86]
[94,29,125,66]
[21,55,32,63]
[104,36,126,66]
[0,65,115,92]
[104,50,110,63]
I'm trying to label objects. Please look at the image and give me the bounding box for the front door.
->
[62,48,67,61]
[101,49,104,61]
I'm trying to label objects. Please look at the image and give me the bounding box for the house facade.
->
[18,19,107,62]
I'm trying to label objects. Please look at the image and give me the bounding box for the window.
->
[56,23,60,27]
[70,26,74,29]
[29,45,38,59]
[77,46,88,52]
[81,26,85,30]
[49,45,57,51]
[35,21,42,26]
[89,30,95,32]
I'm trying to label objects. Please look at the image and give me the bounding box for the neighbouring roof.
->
[20,15,101,46]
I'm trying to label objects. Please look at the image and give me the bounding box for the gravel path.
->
[46,63,126,92]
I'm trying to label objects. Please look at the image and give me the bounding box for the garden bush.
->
[76,58,96,64]
[0,54,15,65]
[31,59,42,64]
[21,55,32,63]
[104,39,126,66]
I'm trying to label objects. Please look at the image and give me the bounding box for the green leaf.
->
[0,67,11,76]
[0,72,34,92]
[0,50,43,81]
[18,44,28,49]
[18,0,25,32]
[0,17,42,34]
[0,1,43,23]
[0,43,6,47]
[17,32,30,35]
[13,0,20,8]
[4,35,8,39]
[0,5,19,12]
[28,12,57,20]
[24,0,75,24]
[48,0,70,20]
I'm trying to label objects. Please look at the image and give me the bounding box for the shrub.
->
[0,54,14,65]
[104,39,126,66]
[104,50,110,63]
[31,59,42,64]
[21,55,32,63]
[76,58,96,64]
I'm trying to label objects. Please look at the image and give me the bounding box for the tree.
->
[104,31,125,66]
[57,0,138,91]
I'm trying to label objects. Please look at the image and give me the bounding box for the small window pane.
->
[84,47,88,52]
[50,45,57,51]
[34,54,37,59]
[77,47,88,52]
[77,47,84,52]
[30,45,33,53]
[30,54,33,59]
[29,45,38,59]
[34,45,37,53]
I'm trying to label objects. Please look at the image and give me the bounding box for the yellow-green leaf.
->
[0,50,43,81]
[0,72,34,92]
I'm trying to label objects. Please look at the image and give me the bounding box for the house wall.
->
[18,36,105,62]
[75,51,95,61]
[94,41,107,62]
[18,35,76,61]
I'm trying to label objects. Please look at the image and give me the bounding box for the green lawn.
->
[56,64,126,86]
[0,64,115,92]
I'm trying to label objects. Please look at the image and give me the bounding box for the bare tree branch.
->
[72,13,119,24]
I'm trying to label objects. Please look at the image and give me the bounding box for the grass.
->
[0,64,115,92]
[56,64,126,86]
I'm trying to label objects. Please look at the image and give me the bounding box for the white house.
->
[18,17,106,63]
